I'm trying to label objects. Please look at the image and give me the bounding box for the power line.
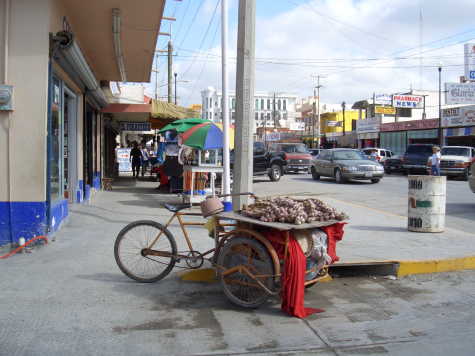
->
[176,0,206,50]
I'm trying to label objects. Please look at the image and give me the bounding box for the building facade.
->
[201,87,299,132]
[0,0,164,247]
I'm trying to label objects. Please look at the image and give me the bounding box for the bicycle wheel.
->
[114,220,177,283]
[217,236,275,309]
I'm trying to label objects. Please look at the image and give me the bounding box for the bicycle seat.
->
[163,203,191,213]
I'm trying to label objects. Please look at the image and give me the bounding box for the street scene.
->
[2,0,475,355]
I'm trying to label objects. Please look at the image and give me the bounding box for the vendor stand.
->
[114,194,347,318]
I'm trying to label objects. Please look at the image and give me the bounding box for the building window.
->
[232,111,235,122]
[232,98,235,109]
[255,99,259,110]
[205,98,208,109]
[255,112,258,121]
[261,113,264,121]
[267,113,271,121]
[267,99,271,110]
[283,99,287,111]
[260,99,264,110]
[278,99,281,110]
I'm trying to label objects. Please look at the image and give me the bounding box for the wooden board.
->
[216,211,344,231]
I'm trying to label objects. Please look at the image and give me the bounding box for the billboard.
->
[392,94,423,109]
[373,94,392,105]
[356,118,380,133]
[445,82,475,105]
[120,122,152,131]
[374,106,396,115]
[442,105,475,127]
[464,43,475,81]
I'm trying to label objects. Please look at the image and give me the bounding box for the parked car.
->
[402,144,434,174]
[311,148,384,184]
[383,155,404,174]
[362,148,393,162]
[438,146,475,180]
[268,143,313,173]
[231,142,287,182]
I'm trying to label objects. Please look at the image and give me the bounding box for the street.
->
[256,173,475,234]
[1,176,475,356]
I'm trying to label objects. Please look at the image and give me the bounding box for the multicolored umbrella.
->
[181,122,223,150]
[158,118,209,134]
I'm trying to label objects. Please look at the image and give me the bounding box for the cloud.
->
[146,0,475,107]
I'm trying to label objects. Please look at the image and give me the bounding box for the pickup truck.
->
[438,146,475,180]
[402,144,434,174]
[231,142,287,182]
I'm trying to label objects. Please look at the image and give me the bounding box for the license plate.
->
[364,172,373,177]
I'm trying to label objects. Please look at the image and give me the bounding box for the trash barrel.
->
[407,175,446,232]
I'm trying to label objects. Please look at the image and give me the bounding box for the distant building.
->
[201,87,299,133]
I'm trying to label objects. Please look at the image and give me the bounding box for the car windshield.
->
[279,144,308,153]
[333,150,367,160]
[441,147,471,156]
[407,145,433,154]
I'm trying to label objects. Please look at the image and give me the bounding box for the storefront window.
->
[50,78,62,201]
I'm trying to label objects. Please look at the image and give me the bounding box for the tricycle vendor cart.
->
[114,195,345,309]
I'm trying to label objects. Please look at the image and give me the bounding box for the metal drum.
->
[408,175,446,233]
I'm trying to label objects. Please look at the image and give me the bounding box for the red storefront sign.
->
[380,118,439,132]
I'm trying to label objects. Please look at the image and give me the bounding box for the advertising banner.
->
[116,148,132,172]
[326,120,340,127]
[356,117,380,133]
[464,43,475,80]
[120,122,152,131]
[374,106,396,115]
[373,94,392,105]
[392,94,423,109]
[445,83,475,105]
[442,105,475,127]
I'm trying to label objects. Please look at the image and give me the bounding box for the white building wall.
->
[1,0,51,202]
[201,87,299,132]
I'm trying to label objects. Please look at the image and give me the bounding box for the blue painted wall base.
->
[0,199,68,246]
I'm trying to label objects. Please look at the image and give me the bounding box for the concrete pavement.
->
[1,176,475,355]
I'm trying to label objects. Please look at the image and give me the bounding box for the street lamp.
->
[438,64,443,146]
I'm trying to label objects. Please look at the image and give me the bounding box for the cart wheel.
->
[217,236,275,308]
[114,220,177,283]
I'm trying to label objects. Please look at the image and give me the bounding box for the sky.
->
[145,0,475,108]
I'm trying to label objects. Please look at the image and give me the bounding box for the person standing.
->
[430,146,441,176]
[129,142,142,178]
[141,145,150,177]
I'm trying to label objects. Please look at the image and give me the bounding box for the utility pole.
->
[438,65,443,146]
[174,72,177,105]
[233,0,255,209]
[341,101,346,136]
[155,53,159,100]
[312,75,323,148]
[168,40,173,103]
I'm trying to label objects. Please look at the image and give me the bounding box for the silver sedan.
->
[311,148,385,184]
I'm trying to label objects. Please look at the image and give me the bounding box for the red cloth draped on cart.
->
[320,223,346,263]
[264,230,324,318]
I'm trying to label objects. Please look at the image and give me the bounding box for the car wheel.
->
[269,164,282,182]
[311,167,320,181]
[371,178,380,184]
[463,168,470,181]
[335,168,344,184]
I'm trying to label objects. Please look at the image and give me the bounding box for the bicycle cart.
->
[114,195,341,309]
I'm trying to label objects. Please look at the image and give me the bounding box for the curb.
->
[178,256,475,283]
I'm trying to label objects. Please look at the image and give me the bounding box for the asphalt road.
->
[255,172,475,234]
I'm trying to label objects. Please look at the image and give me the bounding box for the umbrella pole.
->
[221,0,232,209]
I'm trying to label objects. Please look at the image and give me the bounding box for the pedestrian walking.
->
[141,145,150,177]
[430,146,441,176]
[130,142,142,178]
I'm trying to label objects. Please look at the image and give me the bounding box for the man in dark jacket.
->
[129,142,142,178]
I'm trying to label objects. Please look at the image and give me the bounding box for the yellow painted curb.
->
[179,268,217,283]
[397,256,475,277]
